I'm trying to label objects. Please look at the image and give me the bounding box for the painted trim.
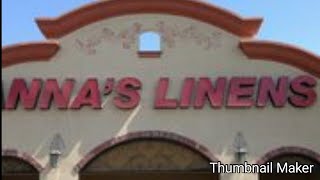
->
[2,149,44,172]
[240,40,320,78]
[138,51,162,58]
[257,146,320,165]
[35,0,262,39]
[2,41,60,68]
[73,130,219,173]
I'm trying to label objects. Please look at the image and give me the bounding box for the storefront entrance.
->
[79,139,219,180]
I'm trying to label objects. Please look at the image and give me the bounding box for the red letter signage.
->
[2,75,317,110]
[194,77,226,109]
[227,77,256,108]
[154,78,178,109]
[5,79,42,109]
[289,75,317,107]
[70,79,102,109]
[257,76,288,107]
[113,77,142,109]
[39,79,75,109]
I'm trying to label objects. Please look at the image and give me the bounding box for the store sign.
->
[2,75,317,110]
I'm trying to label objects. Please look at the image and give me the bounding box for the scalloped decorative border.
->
[2,149,44,172]
[73,130,219,173]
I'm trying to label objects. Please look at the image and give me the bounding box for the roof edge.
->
[2,41,60,68]
[35,0,263,39]
[240,40,320,78]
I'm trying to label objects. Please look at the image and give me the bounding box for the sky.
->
[2,0,320,54]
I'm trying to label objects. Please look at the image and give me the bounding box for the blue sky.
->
[2,0,320,54]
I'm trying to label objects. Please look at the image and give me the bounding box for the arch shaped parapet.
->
[73,130,219,173]
[240,40,320,78]
[257,146,320,165]
[2,1,320,79]
[2,149,44,172]
[35,0,263,39]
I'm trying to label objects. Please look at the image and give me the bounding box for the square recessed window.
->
[138,31,162,58]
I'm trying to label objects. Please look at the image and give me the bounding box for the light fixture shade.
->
[233,132,248,163]
[50,134,65,153]
[49,134,65,168]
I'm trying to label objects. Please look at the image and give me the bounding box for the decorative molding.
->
[2,149,44,172]
[35,0,262,39]
[257,146,320,165]
[2,41,60,68]
[82,140,212,172]
[73,130,218,173]
[74,22,142,55]
[74,21,223,55]
[240,40,320,78]
[156,21,223,50]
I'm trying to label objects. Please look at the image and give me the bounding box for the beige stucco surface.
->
[2,14,320,180]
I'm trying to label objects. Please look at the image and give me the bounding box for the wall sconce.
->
[233,132,248,163]
[49,134,65,168]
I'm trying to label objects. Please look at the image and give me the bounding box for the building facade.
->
[2,0,320,180]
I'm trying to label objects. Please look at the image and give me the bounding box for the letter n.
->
[5,78,42,109]
[257,76,288,107]
[194,77,226,109]
[39,79,75,109]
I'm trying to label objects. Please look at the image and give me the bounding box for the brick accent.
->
[257,146,320,165]
[2,149,44,172]
[73,130,218,173]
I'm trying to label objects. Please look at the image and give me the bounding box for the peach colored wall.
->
[2,14,320,180]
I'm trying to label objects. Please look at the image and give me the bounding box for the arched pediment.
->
[35,0,262,39]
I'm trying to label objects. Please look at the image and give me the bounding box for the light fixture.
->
[49,134,65,168]
[233,132,248,163]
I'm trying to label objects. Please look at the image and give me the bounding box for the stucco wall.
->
[2,14,320,180]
